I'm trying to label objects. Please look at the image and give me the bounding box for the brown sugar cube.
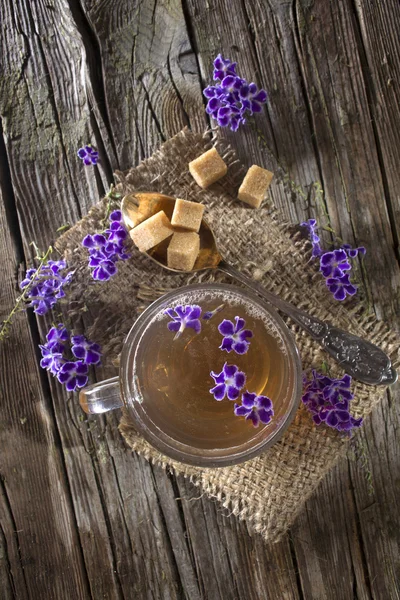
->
[188,148,228,188]
[130,210,174,252]
[167,231,200,271]
[238,165,274,208]
[171,198,205,232]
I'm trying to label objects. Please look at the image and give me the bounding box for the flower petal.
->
[326,411,339,427]
[66,378,77,392]
[211,370,225,385]
[246,410,260,427]
[218,319,235,336]
[186,319,201,334]
[210,383,226,401]
[234,404,251,417]
[232,341,249,355]
[220,337,234,352]
[76,375,88,388]
[227,386,240,401]
[241,391,256,408]
[237,329,253,341]
[256,395,273,411]
[234,371,246,389]
[234,316,245,333]
[258,408,273,424]
[223,363,238,378]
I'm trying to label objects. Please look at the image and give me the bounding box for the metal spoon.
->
[122,192,397,386]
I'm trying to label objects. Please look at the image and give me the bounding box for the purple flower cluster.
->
[203,54,268,131]
[209,364,274,428]
[77,145,99,166]
[82,210,130,281]
[40,324,102,392]
[302,370,362,434]
[20,260,74,315]
[301,219,366,301]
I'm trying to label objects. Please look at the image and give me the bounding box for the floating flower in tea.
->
[218,316,253,355]
[210,362,246,401]
[234,392,274,427]
[165,304,202,339]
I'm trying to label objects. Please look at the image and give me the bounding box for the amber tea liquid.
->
[133,288,290,450]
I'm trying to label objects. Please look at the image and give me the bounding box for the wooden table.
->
[1,1,399,598]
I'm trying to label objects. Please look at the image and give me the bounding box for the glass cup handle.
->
[79,377,123,414]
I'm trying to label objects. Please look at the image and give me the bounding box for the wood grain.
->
[0,134,90,598]
[0,0,399,598]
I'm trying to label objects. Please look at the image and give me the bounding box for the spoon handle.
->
[218,261,397,386]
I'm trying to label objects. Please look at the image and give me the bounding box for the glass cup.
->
[79,283,302,467]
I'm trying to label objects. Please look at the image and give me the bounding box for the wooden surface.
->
[0,0,399,598]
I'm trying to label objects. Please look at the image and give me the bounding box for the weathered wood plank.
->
[293,0,399,319]
[353,0,400,255]
[78,0,207,168]
[0,142,90,598]
[176,476,301,600]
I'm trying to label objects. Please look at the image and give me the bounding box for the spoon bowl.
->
[121,192,222,272]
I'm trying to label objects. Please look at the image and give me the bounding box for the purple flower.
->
[71,335,102,365]
[239,82,268,115]
[45,323,69,351]
[203,304,225,321]
[301,218,367,301]
[320,249,351,278]
[57,361,89,392]
[77,145,99,166]
[210,363,246,401]
[313,405,363,432]
[40,345,64,376]
[322,374,353,403]
[213,54,237,81]
[92,259,118,281]
[203,55,267,131]
[234,391,274,427]
[165,305,202,339]
[82,233,108,254]
[326,274,358,301]
[20,260,74,315]
[342,244,367,259]
[218,316,253,355]
[302,370,362,434]
[82,211,130,282]
[300,218,322,258]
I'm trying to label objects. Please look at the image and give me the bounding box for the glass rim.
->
[120,282,302,468]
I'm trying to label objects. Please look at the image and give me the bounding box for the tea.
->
[132,288,290,450]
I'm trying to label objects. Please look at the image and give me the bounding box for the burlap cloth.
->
[57,128,400,543]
